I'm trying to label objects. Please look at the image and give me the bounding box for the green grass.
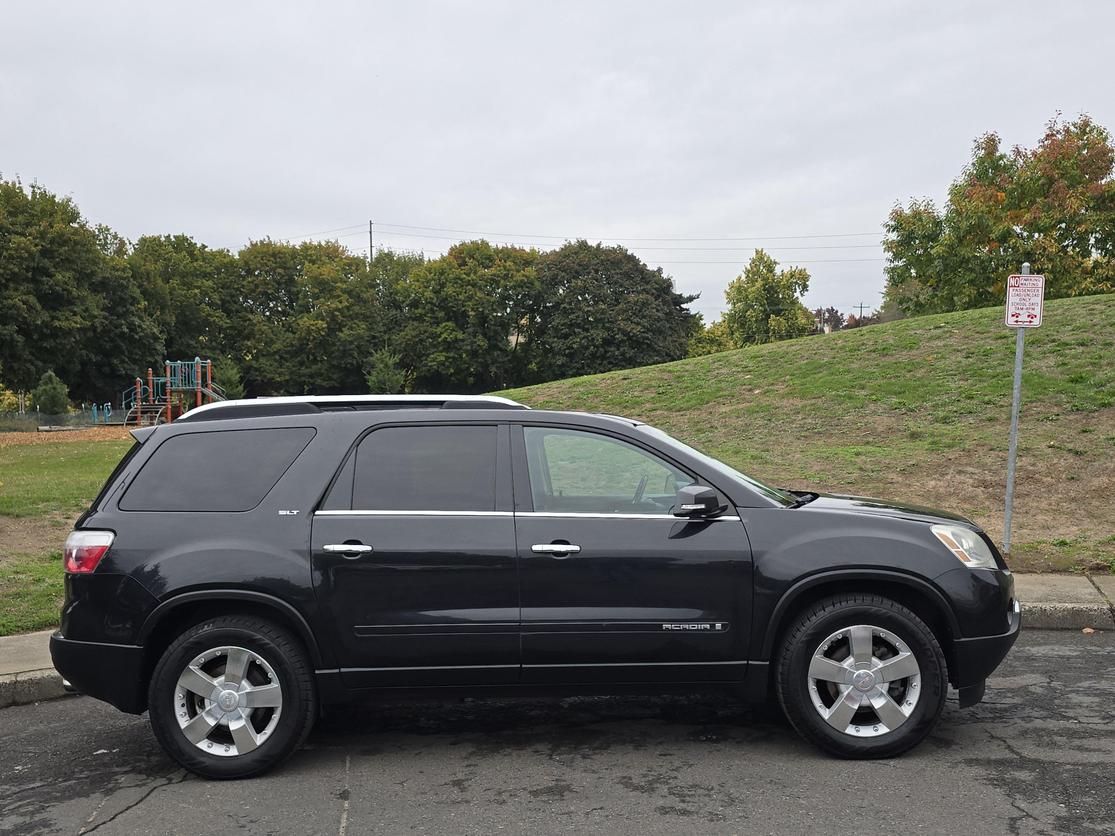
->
[0,551,64,635]
[0,440,132,516]
[0,437,131,635]
[503,294,1115,573]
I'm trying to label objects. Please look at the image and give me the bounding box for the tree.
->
[0,179,104,392]
[211,356,245,400]
[530,241,698,380]
[364,348,407,394]
[885,114,1115,315]
[73,227,164,402]
[845,311,881,329]
[811,306,845,332]
[687,316,736,357]
[723,250,813,345]
[0,179,162,401]
[235,239,383,395]
[31,370,69,414]
[128,234,240,360]
[396,241,541,392]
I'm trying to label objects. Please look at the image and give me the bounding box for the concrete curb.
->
[1020,602,1115,631]
[0,669,70,709]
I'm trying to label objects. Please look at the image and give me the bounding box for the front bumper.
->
[49,633,147,714]
[950,598,1021,703]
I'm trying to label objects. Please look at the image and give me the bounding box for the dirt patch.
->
[0,514,73,562]
[0,427,131,449]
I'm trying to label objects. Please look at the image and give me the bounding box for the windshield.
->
[635,425,796,507]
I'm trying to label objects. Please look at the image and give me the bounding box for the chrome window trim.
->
[519,511,740,521]
[315,509,512,517]
[314,509,740,521]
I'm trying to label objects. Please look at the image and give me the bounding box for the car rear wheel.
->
[148,616,316,779]
[775,594,947,758]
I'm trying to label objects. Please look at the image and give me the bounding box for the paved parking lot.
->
[1,630,1113,835]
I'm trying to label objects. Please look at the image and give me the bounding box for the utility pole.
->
[854,302,869,318]
[368,220,374,265]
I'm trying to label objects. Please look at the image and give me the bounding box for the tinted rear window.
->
[351,425,496,511]
[119,428,315,512]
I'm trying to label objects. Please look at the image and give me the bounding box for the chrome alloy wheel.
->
[807,624,921,738]
[173,645,282,757]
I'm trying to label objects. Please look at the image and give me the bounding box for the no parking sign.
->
[1005,273,1045,327]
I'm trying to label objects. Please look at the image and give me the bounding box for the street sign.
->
[1005,273,1045,327]
[1002,264,1044,556]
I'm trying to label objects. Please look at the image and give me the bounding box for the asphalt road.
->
[1,630,1113,835]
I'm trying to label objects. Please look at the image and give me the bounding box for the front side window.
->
[523,427,694,515]
[351,425,497,511]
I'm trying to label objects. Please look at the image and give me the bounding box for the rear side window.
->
[350,425,497,511]
[119,428,315,512]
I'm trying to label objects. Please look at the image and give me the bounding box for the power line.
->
[369,228,881,251]
[374,221,880,242]
[286,223,367,240]
[354,244,885,266]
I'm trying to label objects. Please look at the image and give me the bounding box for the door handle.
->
[531,543,581,555]
[323,543,374,558]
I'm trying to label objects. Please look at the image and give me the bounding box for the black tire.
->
[775,594,947,759]
[148,615,317,779]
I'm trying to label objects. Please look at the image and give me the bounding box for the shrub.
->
[31,371,69,415]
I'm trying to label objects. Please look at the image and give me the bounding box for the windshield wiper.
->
[786,491,819,508]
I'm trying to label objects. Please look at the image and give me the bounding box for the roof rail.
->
[174,394,528,423]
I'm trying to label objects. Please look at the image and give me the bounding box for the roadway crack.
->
[79,770,189,834]
[1085,575,1115,621]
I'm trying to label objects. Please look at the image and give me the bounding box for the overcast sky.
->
[4,1,1113,319]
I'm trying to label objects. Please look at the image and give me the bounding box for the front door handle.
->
[323,543,374,558]
[531,543,581,555]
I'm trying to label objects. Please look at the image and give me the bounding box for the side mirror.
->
[672,485,723,518]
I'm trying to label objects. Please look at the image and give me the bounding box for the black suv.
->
[51,395,1019,778]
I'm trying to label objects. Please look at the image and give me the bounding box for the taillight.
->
[63,530,114,574]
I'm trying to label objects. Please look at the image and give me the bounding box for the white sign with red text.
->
[1005,274,1045,327]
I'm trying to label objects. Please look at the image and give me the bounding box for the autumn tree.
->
[884,114,1115,315]
[723,250,813,345]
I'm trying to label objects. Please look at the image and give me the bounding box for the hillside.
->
[503,295,1115,573]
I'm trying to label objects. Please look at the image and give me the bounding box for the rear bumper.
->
[951,598,1021,695]
[49,633,147,714]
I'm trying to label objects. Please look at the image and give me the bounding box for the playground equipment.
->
[120,357,226,426]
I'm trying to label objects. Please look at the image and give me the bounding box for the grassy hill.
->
[504,294,1115,573]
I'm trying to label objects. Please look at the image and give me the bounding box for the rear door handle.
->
[323,543,374,558]
[531,543,581,555]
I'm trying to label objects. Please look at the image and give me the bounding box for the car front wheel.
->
[775,593,947,758]
[148,615,316,779]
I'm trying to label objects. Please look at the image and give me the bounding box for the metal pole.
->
[368,220,374,264]
[1002,262,1029,554]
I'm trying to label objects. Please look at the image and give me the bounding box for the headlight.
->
[931,524,997,569]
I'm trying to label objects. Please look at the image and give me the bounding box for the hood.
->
[800,493,978,528]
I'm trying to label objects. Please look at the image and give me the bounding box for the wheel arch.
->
[139,590,325,681]
[758,570,960,681]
